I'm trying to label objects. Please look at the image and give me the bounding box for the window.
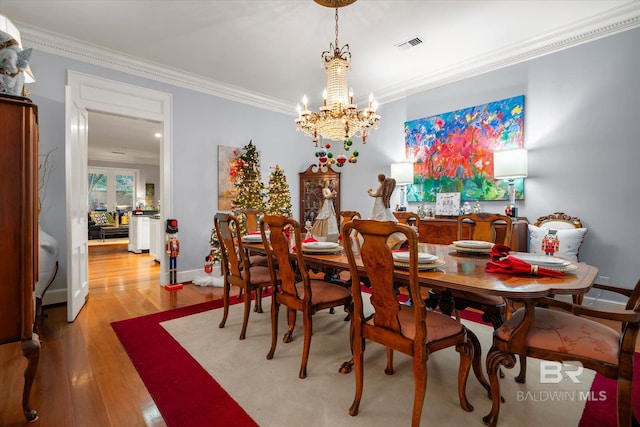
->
[88,167,137,213]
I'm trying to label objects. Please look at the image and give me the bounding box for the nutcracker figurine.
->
[165,218,183,290]
[541,230,559,256]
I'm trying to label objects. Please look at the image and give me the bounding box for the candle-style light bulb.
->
[322,88,327,106]
[349,87,354,104]
[302,94,308,110]
[368,92,374,108]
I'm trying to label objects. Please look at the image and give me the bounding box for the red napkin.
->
[292,237,317,252]
[485,256,564,277]
[248,231,261,235]
[490,244,511,259]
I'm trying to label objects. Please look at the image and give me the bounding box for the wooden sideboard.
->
[0,95,40,422]
[417,217,529,252]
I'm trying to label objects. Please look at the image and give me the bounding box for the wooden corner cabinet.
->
[299,164,340,225]
[0,95,40,422]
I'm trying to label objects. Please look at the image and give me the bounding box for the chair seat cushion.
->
[249,254,269,267]
[375,305,464,342]
[295,280,351,305]
[497,307,620,364]
[248,265,272,285]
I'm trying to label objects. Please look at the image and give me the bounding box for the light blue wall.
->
[29,26,640,302]
[29,50,312,296]
[358,27,640,296]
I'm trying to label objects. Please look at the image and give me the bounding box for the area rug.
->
[111,298,256,427]
[113,297,638,427]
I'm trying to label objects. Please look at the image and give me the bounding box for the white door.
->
[65,85,89,321]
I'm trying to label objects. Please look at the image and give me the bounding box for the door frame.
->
[66,71,173,306]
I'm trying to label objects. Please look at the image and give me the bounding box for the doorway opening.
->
[66,71,172,321]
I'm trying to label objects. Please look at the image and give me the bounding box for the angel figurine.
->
[0,30,32,96]
[368,173,406,249]
[310,180,339,242]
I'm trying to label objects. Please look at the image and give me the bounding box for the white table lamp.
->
[390,162,414,211]
[493,148,528,216]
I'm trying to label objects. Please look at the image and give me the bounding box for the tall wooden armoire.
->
[0,94,40,422]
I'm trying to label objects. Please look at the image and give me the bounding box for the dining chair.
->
[260,214,352,379]
[457,212,512,246]
[236,208,266,234]
[535,211,583,228]
[235,208,269,266]
[338,210,362,253]
[392,211,420,228]
[214,212,272,340]
[445,213,513,327]
[484,277,640,427]
[338,210,361,231]
[532,212,586,303]
[343,219,488,426]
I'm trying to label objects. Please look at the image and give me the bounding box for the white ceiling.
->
[87,112,162,166]
[3,0,639,165]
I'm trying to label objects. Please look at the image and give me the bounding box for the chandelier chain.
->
[334,8,339,49]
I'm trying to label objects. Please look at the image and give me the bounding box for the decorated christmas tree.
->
[206,141,264,269]
[207,226,221,264]
[232,140,265,235]
[265,165,292,217]
[232,140,265,210]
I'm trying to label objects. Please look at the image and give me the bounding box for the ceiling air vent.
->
[395,36,423,51]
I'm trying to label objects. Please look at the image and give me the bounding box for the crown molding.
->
[20,24,295,115]
[19,2,640,114]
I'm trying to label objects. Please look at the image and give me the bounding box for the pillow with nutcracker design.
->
[528,224,588,262]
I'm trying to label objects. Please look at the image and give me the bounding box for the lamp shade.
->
[493,148,528,179]
[390,162,414,185]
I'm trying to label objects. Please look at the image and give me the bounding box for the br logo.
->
[539,361,584,384]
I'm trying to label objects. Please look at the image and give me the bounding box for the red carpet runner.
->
[113,297,638,427]
[112,298,257,427]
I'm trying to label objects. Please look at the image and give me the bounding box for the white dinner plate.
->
[392,251,438,263]
[301,246,343,254]
[242,235,264,242]
[302,241,339,250]
[448,244,493,254]
[512,254,571,267]
[452,240,494,249]
[394,259,446,271]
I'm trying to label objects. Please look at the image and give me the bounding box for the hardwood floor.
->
[0,243,230,427]
[0,244,634,426]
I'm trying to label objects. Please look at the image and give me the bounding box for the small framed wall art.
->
[435,192,461,216]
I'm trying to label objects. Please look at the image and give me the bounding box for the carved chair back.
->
[457,213,512,246]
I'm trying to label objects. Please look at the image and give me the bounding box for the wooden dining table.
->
[242,239,598,425]
[244,241,597,300]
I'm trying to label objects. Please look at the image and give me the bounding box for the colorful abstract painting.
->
[404,95,525,202]
[217,145,241,210]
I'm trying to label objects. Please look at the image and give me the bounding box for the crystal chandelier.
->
[295,0,380,167]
